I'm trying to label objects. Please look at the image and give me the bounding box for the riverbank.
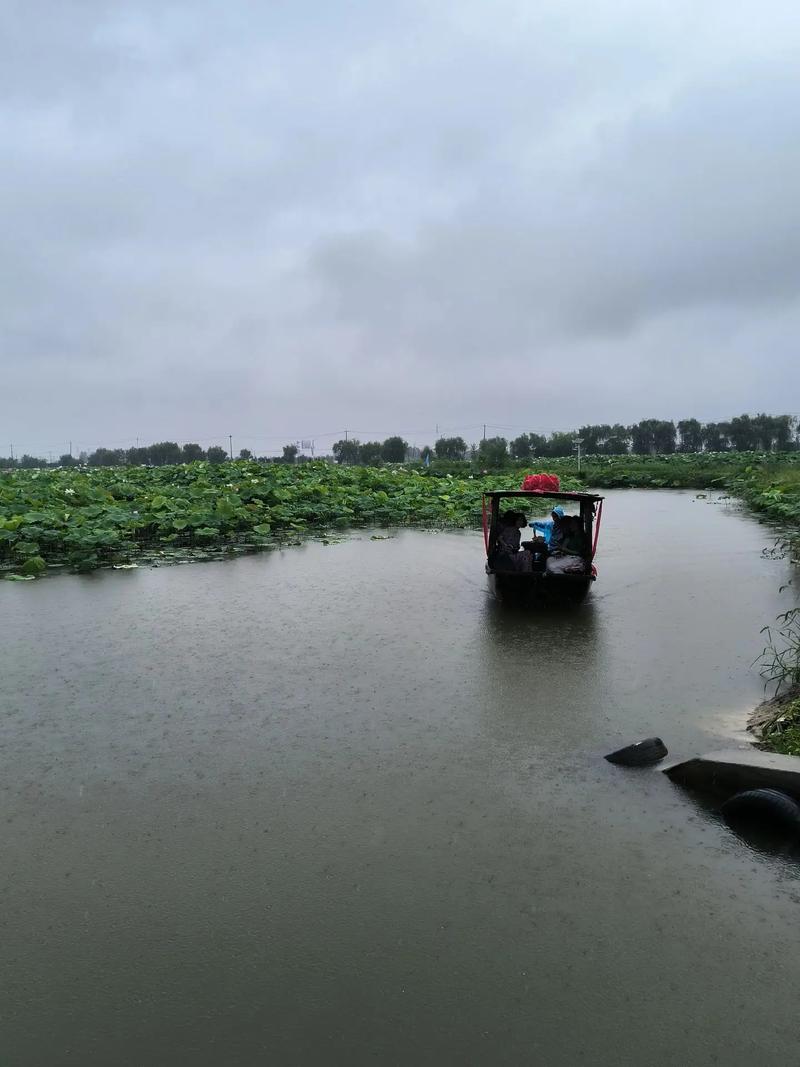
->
[749,687,800,755]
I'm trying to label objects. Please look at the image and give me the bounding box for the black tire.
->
[605,737,668,767]
[722,788,800,830]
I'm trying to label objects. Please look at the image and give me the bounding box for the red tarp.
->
[521,473,561,492]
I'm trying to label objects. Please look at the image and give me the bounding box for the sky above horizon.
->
[3,0,800,457]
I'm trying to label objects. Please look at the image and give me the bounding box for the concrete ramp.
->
[664,748,800,800]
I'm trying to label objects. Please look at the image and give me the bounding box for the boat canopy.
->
[481,488,604,560]
[482,489,603,502]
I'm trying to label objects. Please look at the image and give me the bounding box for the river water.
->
[2,490,799,1065]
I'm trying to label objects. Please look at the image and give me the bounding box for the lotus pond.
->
[3,453,799,578]
[1,462,579,577]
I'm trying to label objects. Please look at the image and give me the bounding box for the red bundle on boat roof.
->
[521,473,561,492]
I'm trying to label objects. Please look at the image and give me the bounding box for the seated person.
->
[530,505,565,548]
[545,516,587,574]
[497,510,522,554]
[559,515,585,556]
[495,511,532,572]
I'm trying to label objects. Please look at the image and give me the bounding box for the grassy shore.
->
[750,689,800,756]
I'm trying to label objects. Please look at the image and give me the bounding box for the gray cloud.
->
[2,0,800,454]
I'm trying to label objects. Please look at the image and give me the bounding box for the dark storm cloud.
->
[2,0,800,454]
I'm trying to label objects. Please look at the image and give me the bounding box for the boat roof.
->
[483,489,604,502]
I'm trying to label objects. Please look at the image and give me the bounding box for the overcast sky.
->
[3,0,800,456]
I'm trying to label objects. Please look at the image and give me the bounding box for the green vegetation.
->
[2,450,799,578]
[0,461,581,576]
[751,694,800,756]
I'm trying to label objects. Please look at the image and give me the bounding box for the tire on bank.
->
[721,788,800,833]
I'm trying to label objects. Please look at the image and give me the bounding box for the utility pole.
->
[344,429,349,441]
[574,437,583,474]
[10,443,13,461]
[483,424,486,441]
[69,440,72,458]
[228,434,233,460]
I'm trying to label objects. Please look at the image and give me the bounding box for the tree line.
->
[0,441,301,469]
[1,414,796,469]
[331,414,797,466]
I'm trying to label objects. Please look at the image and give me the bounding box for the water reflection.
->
[482,593,601,652]
[477,593,607,753]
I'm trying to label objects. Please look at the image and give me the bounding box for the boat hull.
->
[487,567,594,604]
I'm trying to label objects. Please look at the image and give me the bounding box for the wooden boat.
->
[482,489,604,603]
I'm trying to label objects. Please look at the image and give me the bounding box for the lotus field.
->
[2,452,798,578]
[0,462,547,577]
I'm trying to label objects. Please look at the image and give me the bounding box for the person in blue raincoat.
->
[530,505,566,550]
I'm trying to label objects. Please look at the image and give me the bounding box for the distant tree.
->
[630,422,650,455]
[523,432,548,456]
[0,456,17,468]
[510,434,533,460]
[207,445,228,464]
[576,425,608,454]
[282,444,298,464]
[751,413,794,451]
[701,422,730,451]
[601,425,630,455]
[654,420,676,453]
[771,415,795,451]
[182,443,206,462]
[630,420,675,455]
[677,419,703,453]
[381,436,408,462]
[19,454,46,468]
[237,448,253,460]
[434,436,467,460]
[728,414,757,451]
[332,439,361,465]
[359,441,383,466]
[58,453,79,467]
[542,432,574,457]
[420,445,433,463]
[149,441,183,465]
[127,446,151,465]
[87,448,126,466]
[477,436,508,466]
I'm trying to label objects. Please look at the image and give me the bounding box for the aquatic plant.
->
[758,609,800,696]
[3,452,798,576]
[0,461,580,575]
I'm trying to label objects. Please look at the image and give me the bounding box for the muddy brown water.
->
[2,490,799,1066]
